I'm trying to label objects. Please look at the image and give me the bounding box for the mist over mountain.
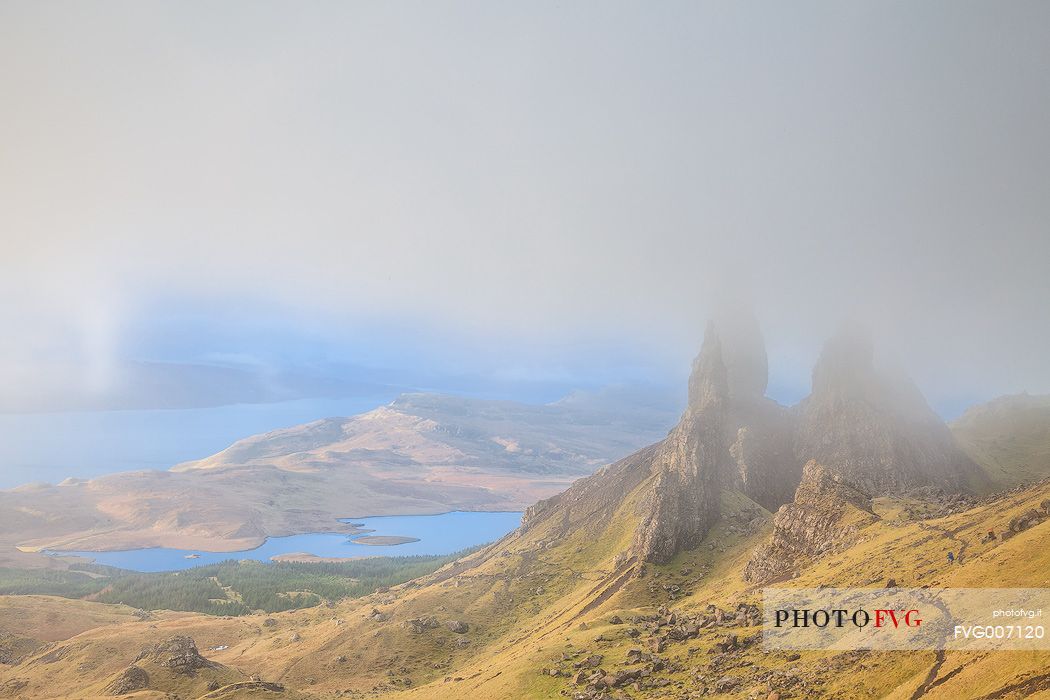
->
[2,1,1048,418]
[2,3,1050,698]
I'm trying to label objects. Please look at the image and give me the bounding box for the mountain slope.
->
[3,477,1045,698]
[952,393,1050,490]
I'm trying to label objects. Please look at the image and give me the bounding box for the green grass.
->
[0,549,479,616]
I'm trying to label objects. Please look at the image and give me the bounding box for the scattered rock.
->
[404,616,440,634]
[715,676,740,692]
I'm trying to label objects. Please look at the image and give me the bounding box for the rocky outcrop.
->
[707,312,802,510]
[403,616,440,634]
[743,461,875,582]
[524,318,801,565]
[196,680,287,699]
[0,633,39,666]
[104,665,149,695]
[632,318,810,561]
[553,601,808,699]
[133,636,217,675]
[1001,506,1048,541]
[533,320,980,572]
[795,328,983,495]
[631,325,729,562]
[743,329,986,582]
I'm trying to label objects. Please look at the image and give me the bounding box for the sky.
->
[1,1,1049,418]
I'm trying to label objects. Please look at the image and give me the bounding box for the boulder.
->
[404,616,440,634]
[445,620,469,634]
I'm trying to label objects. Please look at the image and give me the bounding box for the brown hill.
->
[0,391,673,567]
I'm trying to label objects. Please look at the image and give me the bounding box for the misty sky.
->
[2,1,1049,417]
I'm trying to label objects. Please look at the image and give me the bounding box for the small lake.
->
[49,511,523,573]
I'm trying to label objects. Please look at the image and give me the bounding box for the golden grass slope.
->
[1,478,1048,699]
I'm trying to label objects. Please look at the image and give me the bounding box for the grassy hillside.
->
[952,394,1050,491]
[1,480,1048,697]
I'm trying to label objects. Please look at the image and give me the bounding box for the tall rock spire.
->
[527,316,797,567]
[687,322,730,410]
[745,326,986,582]
[713,307,769,401]
[796,326,982,495]
[634,324,729,562]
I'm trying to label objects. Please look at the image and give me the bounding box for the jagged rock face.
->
[725,400,799,511]
[743,461,875,582]
[525,320,801,565]
[634,321,801,561]
[635,325,731,563]
[533,321,980,571]
[795,329,982,495]
[713,315,800,511]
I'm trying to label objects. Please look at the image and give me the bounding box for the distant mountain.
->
[0,391,676,566]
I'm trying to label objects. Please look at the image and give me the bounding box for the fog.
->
[2,1,1049,411]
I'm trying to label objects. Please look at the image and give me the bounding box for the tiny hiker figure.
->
[947,551,955,564]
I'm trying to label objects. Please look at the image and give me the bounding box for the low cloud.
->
[1,1,1048,409]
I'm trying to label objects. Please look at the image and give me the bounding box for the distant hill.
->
[951,393,1050,491]
[174,389,678,478]
[0,391,676,567]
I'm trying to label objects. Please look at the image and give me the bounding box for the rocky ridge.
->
[745,329,985,582]
[525,316,803,565]
[528,318,980,573]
